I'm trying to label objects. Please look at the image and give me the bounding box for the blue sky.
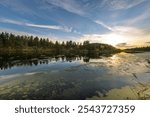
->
[0,0,150,47]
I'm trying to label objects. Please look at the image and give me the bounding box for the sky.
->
[0,0,150,48]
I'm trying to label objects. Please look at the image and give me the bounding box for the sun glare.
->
[103,34,125,46]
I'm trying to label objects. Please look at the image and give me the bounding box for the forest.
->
[0,32,120,57]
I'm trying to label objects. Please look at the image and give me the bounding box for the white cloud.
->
[122,10,150,25]
[95,19,143,36]
[26,23,63,30]
[93,10,150,47]
[95,20,113,31]
[0,18,73,32]
[102,0,146,10]
[0,18,23,25]
[44,0,85,15]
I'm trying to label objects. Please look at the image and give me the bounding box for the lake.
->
[0,52,150,99]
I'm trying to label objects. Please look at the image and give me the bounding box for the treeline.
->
[0,32,64,48]
[0,32,83,49]
[125,46,150,53]
[0,32,119,56]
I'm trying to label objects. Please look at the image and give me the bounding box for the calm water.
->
[0,52,150,99]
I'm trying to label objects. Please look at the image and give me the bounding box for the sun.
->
[102,33,126,46]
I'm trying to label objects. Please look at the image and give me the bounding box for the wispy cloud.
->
[26,23,73,33]
[87,6,150,47]
[0,0,149,46]
[116,43,135,48]
[95,20,140,35]
[0,0,36,15]
[121,10,150,25]
[79,25,150,47]
[102,0,146,10]
[43,0,85,15]
[0,18,72,32]
[95,20,113,31]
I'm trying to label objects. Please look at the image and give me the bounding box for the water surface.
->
[0,52,150,99]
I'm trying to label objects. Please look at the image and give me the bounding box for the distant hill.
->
[84,42,119,51]
[81,42,120,57]
[124,46,150,53]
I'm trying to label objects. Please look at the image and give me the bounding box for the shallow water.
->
[0,52,150,99]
